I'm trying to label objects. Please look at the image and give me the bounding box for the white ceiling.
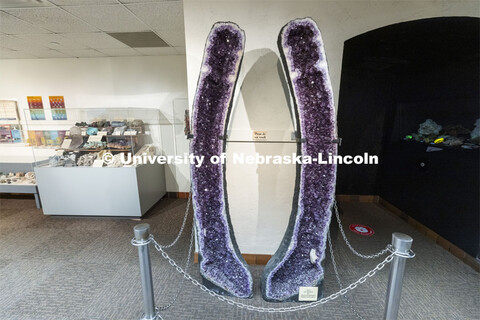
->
[0,0,185,59]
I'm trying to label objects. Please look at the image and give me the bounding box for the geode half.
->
[190,22,253,298]
[261,17,337,302]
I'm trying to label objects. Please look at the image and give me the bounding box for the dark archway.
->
[336,17,479,257]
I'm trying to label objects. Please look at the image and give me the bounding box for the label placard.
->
[92,159,105,167]
[298,287,318,302]
[252,131,267,141]
[124,130,137,136]
[61,138,72,149]
[88,135,102,142]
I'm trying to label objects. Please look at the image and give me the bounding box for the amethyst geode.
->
[190,22,253,298]
[261,18,337,302]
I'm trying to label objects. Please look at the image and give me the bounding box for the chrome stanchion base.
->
[140,307,162,320]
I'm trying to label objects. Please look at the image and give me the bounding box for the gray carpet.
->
[0,197,478,320]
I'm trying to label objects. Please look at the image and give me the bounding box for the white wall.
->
[0,55,190,191]
[183,0,479,254]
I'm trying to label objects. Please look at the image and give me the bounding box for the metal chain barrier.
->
[156,222,195,311]
[150,235,394,313]
[155,191,192,249]
[328,230,366,320]
[333,200,392,259]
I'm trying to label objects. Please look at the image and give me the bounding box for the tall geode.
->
[261,18,337,302]
[190,22,253,298]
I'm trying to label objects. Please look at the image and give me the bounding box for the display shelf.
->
[0,183,41,208]
[54,147,131,152]
[24,107,170,217]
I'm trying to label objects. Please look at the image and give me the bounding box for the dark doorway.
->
[336,17,479,257]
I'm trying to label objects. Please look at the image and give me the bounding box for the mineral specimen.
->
[471,118,480,141]
[69,126,83,149]
[190,22,252,298]
[262,17,337,302]
[442,124,470,137]
[418,119,442,136]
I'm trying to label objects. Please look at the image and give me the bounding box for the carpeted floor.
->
[0,197,478,320]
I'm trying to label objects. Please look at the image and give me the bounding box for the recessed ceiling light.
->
[107,32,170,48]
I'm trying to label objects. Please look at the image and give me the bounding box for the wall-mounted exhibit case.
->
[25,107,175,217]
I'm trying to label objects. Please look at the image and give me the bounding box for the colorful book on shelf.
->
[11,129,22,143]
[43,131,52,146]
[49,131,58,146]
[35,131,44,146]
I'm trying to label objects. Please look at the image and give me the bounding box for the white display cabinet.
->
[25,107,171,217]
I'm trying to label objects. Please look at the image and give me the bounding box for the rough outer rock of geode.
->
[190,22,253,298]
[262,17,337,302]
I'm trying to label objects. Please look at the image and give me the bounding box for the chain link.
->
[156,220,195,311]
[155,191,192,249]
[151,235,394,313]
[333,200,391,259]
[328,230,366,320]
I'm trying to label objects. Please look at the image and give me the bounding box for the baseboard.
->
[336,194,379,203]
[166,192,190,199]
[377,197,480,272]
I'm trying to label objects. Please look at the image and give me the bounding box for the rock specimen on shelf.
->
[442,124,470,138]
[190,22,253,298]
[471,118,480,142]
[262,17,337,302]
[418,119,442,136]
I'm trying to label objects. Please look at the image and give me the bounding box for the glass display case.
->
[24,107,166,166]
[23,107,176,217]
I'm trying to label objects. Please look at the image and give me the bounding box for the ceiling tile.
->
[28,49,70,58]
[0,11,51,34]
[0,47,36,59]
[63,5,149,33]
[15,33,88,50]
[97,47,141,57]
[126,2,183,30]
[0,34,50,51]
[119,0,175,3]
[57,48,106,57]
[60,32,128,49]
[155,28,184,47]
[0,0,52,9]
[134,47,178,56]
[4,7,98,33]
[48,0,117,5]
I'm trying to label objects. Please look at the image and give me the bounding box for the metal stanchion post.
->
[383,232,414,320]
[133,224,161,320]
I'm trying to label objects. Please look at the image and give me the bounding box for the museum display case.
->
[24,107,173,217]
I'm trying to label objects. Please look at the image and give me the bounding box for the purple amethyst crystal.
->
[261,18,337,302]
[190,22,253,298]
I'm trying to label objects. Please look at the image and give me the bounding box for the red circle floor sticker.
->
[349,224,374,236]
